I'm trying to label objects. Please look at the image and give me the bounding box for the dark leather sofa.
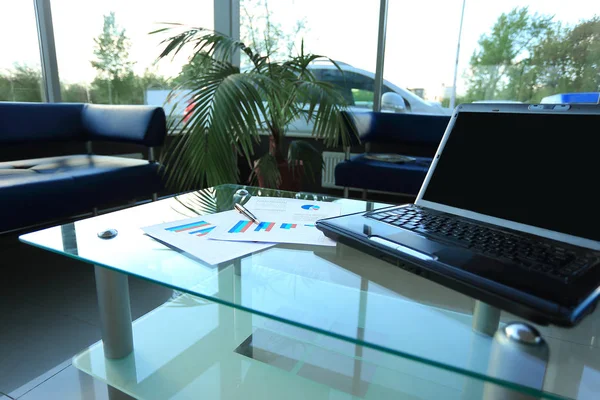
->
[0,102,166,233]
[335,111,450,196]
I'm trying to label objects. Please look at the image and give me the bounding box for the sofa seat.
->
[0,155,162,232]
[335,155,432,195]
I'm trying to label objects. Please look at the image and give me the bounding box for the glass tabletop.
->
[73,292,534,400]
[20,185,600,399]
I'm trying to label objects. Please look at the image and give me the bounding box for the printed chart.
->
[209,217,334,247]
[301,204,321,211]
[141,211,274,265]
[244,197,341,223]
[229,221,303,233]
[165,220,215,236]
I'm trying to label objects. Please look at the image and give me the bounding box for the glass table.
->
[20,185,600,399]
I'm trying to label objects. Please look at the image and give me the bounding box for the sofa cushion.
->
[335,155,432,195]
[0,103,86,144]
[0,155,163,232]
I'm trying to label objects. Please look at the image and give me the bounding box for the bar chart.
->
[228,220,302,233]
[228,220,255,233]
[213,218,335,246]
[165,220,210,233]
[255,222,276,232]
[191,226,215,236]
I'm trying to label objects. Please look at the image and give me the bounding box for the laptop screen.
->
[422,111,599,242]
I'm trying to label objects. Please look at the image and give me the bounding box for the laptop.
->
[317,103,600,327]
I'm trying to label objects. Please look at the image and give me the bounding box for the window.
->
[240,0,380,134]
[384,0,465,115]
[50,0,213,104]
[459,1,599,104]
[240,0,379,85]
[0,2,44,102]
[383,0,599,113]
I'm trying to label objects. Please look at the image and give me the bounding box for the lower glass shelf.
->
[74,293,551,400]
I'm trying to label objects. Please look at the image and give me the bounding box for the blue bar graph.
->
[190,226,215,236]
[228,220,253,233]
[166,220,210,232]
[254,222,275,232]
[280,223,297,230]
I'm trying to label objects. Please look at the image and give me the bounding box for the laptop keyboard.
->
[367,206,594,282]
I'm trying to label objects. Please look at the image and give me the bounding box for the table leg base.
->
[472,301,501,337]
[94,266,134,359]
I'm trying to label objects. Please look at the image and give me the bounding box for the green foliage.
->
[464,7,554,102]
[531,17,600,96]
[464,8,600,103]
[173,53,211,85]
[0,64,43,102]
[152,26,355,191]
[1,12,173,106]
[287,140,323,184]
[90,69,172,105]
[61,83,89,102]
[251,153,281,188]
[441,96,466,108]
[90,11,138,104]
[240,0,307,64]
[91,12,134,81]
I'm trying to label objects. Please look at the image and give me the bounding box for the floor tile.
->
[0,301,100,394]
[18,365,109,400]
[0,231,172,394]
[8,359,71,399]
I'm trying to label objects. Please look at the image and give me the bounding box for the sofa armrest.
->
[82,104,166,147]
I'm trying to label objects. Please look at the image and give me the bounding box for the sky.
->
[1,0,597,97]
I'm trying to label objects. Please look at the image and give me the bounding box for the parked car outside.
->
[146,61,452,135]
[307,61,451,115]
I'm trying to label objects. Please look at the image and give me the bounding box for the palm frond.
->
[296,78,358,148]
[160,57,273,191]
[152,25,268,70]
[153,25,357,191]
[251,153,281,188]
[287,140,323,184]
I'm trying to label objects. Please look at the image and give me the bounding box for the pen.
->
[234,203,261,225]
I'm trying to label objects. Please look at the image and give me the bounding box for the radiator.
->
[321,151,357,189]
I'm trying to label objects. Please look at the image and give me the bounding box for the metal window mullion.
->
[34,0,61,103]
[367,0,388,158]
[214,0,240,67]
[372,0,388,113]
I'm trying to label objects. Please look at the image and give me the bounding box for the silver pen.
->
[234,203,261,225]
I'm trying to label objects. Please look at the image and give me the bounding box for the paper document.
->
[142,211,274,265]
[243,197,341,223]
[207,198,341,247]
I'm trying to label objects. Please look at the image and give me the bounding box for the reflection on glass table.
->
[20,185,600,399]
[74,292,538,400]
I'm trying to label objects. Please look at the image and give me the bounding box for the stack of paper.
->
[142,197,341,265]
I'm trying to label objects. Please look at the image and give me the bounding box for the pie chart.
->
[301,204,320,210]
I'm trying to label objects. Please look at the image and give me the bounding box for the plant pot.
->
[257,161,304,191]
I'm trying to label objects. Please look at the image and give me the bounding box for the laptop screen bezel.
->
[415,103,600,251]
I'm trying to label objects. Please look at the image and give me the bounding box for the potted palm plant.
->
[153,25,355,191]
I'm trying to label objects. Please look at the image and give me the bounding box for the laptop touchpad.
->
[381,230,447,255]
